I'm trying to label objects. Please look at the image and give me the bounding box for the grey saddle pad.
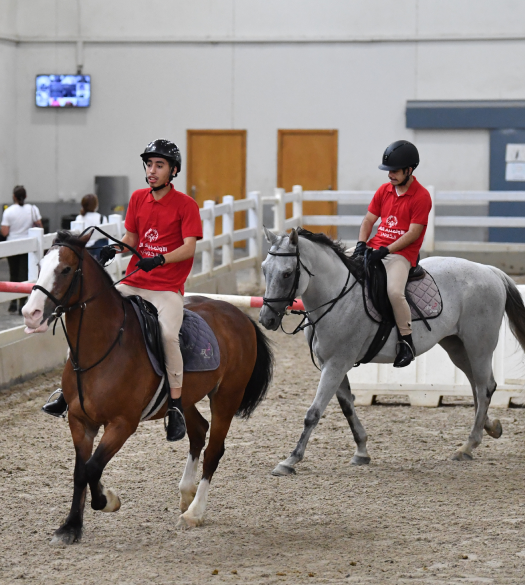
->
[179,309,220,372]
[364,270,443,324]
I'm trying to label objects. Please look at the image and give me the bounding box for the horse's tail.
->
[490,266,525,350]
[236,317,274,419]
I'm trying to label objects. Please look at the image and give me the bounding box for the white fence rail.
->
[0,194,263,303]
[2,185,525,303]
[262,185,525,254]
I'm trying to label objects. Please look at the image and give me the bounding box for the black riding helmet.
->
[378,140,419,171]
[140,139,182,190]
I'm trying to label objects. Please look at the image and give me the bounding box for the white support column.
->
[292,185,303,226]
[108,214,123,238]
[27,227,44,282]
[202,200,216,276]
[222,195,234,268]
[274,188,286,233]
[422,185,435,253]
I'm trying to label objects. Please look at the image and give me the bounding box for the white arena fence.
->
[264,185,525,254]
[1,187,525,402]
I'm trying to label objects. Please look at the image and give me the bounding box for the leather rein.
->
[33,227,143,415]
[262,239,360,370]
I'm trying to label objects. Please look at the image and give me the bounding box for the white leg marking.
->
[179,454,199,512]
[100,486,121,513]
[177,479,210,528]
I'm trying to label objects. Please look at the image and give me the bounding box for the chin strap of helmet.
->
[398,166,415,187]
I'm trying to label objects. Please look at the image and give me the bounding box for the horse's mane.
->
[296,227,364,279]
[53,230,116,288]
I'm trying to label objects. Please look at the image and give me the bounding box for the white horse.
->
[259,227,525,475]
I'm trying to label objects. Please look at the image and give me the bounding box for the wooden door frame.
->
[277,129,338,190]
[186,129,247,199]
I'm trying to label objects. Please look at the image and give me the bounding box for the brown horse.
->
[22,231,273,544]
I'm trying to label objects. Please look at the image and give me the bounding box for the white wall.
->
[2,0,525,204]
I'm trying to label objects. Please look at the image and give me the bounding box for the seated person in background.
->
[1,185,43,314]
[75,194,108,262]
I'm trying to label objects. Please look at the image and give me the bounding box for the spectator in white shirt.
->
[1,186,43,313]
[75,194,108,262]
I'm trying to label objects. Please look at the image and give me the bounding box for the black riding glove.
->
[136,254,165,272]
[353,241,367,257]
[99,245,117,265]
[367,246,389,263]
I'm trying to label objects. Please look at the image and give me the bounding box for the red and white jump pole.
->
[0,282,305,311]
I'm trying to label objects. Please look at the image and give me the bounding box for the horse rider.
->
[352,140,432,368]
[42,138,203,442]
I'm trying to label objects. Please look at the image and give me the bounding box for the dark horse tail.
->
[236,317,274,419]
[492,267,525,350]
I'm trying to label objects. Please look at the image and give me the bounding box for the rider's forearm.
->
[358,218,374,243]
[387,225,424,253]
[163,239,197,264]
[119,232,138,251]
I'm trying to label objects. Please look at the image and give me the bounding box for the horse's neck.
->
[64,261,123,349]
[300,240,353,310]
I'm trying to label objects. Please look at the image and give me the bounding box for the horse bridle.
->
[32,228,142,415]
[262,236,359,369]
[262,242,314,319]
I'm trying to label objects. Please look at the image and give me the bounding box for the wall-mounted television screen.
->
[36,74,91,108]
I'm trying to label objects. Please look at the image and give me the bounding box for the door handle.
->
[191,185,197,199]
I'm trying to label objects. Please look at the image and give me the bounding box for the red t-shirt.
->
[123,186,203,294]
[367,177,432,267]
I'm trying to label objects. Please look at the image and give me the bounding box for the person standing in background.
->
[75,193,108,262]
[1,186,43,314]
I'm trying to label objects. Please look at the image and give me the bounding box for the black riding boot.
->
[42,390,68,417]
[165,397,186,442]
[393,334,415,368]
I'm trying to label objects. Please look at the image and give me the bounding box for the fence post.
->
[108,214,123,238]
[274,188,286,233]
[70,219,84,233]
[292,185,303,227]
[202,200,215,276]
[222,195,234,268]
[248,191,262,286]
[422,185,435,253]
[27,227,44,282]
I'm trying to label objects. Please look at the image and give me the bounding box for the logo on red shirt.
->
[144,228,159,242]
[386,215,398,228]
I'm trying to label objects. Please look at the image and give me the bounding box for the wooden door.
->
[277,129,338,238]
[187,130,247,245]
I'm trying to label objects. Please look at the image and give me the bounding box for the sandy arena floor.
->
[1,309,525,584]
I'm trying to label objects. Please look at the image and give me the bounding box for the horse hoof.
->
[179,489,197,514]
[271,463,296,476]
[177,513,202,530]
[451,451,473,462]
[486,420,503,439]
[351,455,371,466]
[50,526,81,545]
[101,488,121,513]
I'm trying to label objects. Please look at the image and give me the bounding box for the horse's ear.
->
[289,228,299,247]
[79,230,93,246]
[263,226,279,246]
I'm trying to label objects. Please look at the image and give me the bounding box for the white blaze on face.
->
[22,248,60,334]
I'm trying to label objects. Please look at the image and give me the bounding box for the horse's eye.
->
[61,267,72,275]
[283,271,292,279]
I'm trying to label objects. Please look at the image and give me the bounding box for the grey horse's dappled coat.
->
[259,228,525,475]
